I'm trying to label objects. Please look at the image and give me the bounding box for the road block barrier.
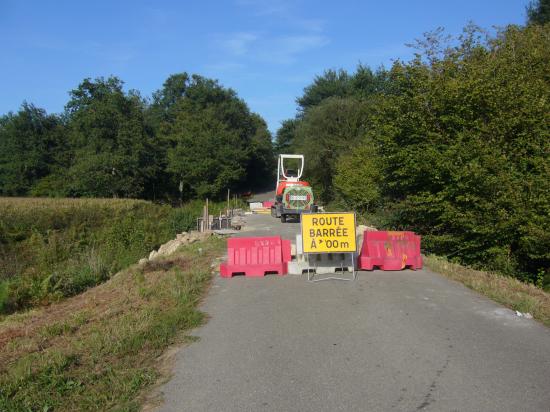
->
[358,231,422,271]
[220,236,291,277]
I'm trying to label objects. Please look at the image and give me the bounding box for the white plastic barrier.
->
[288,234,355,275]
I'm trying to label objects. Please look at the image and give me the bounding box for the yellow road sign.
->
[301,212,356,253]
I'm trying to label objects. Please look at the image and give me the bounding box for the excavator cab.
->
[277,154,304,185]
[272,154,315,223]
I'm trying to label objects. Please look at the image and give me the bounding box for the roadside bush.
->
[287,23,549,285]
[366,24,550,281]
[333,144,382,212]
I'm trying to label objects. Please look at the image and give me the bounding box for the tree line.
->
[0,74,274,200]
[1,3,548,287]
[276,17,549,286]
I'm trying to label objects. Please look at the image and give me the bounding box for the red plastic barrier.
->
[359,231,422,271]
[220,236,291,277]
[262,201,274,208]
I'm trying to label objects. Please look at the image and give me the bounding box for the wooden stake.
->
[227,189,230,217]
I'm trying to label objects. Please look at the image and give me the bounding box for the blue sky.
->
[1,0,529,133]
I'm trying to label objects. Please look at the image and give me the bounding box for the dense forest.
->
[276,17,549,286]
[0,74,274,200]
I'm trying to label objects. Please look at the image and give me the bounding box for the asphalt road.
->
[248,189,276,203]
[156,214,550,412]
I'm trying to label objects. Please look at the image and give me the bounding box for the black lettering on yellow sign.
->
[309,228,349,237]
[302,213,356,253]
[311,216,345,226]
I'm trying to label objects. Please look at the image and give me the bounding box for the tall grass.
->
[0,197,215,314]
[0,237,226,411]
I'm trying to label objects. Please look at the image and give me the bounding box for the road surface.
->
[156,214,550,412]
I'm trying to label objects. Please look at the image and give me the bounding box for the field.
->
[0,197,223,315]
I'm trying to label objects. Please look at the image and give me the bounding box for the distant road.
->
[248,189,276,203]
[157,214,550,412]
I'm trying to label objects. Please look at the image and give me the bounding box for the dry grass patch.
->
[425,255,550,327]
[0,236,225,412]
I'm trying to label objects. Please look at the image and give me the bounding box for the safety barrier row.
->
[220,231,422,278]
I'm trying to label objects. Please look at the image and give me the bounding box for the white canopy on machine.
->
[276,154,304,190]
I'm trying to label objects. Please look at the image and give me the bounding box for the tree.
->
[350,65,391,99]
[245,114,275,190]
[527,0,550,25]
[293,97,369,202]
[165,106,247,198]
[146,73,190,133]
[296,69,351,112]
[61,77,156,198]
[0,103,66,196]
[279,23,550,285]
[161,75,273,199]
[334,144,382,212]
[366,24,550,280]
[274,119,298,154]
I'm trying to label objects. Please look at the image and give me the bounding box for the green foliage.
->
[294,97,370,201]
[296,69,351,111]
[161,74,273,198]
[281,23,550,285]
[247,114,276,189]
[369,24,550,280]
[350,64,392,99]
[62,77,158,198]
[296,66,390,113]
[334,144,382,212]
[0,198,214,314]
[283,65,391,203]
[0,73,273,201]
[274,119,298,154]
[0,103,66,196]
[527,0,550,24]
[0,281,8,313]
[149,72,190,128]
[165,106,245,198]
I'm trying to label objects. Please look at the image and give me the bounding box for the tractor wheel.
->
[281,214,286,223]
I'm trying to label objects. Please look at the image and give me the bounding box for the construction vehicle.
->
[271,154,315,223]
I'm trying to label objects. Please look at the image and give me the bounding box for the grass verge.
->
[0,235,226,411]
[425,255,550,327]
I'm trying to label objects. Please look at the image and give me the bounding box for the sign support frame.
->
[306,252,357,282]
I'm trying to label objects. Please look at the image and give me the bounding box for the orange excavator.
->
[271,154,315,223]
